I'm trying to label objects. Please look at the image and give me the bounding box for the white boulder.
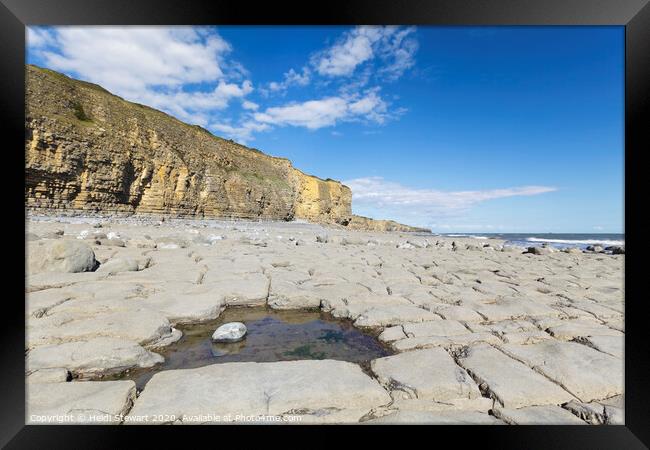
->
[212,322,247,342]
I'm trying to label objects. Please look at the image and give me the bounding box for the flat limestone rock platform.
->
[27,381,136,424]
[25,216,624,424]
[126,359,391,423]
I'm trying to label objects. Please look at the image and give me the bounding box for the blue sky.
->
[26,26,624,233]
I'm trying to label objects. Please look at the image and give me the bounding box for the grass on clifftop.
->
[71,101,91,122]
[30,65,111,95]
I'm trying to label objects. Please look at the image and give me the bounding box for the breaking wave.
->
[525,237,624,246]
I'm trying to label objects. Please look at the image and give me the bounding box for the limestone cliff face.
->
[25,65,352,224]
[291,171,352,224]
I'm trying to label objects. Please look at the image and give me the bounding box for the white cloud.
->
[337,66,373,94]
[126,80,253,126]
[36,27,231,91]
[27,27,55,48]
[315,27,378,76]
[242,100,259,110]
[348,93,379,114]
[253,89,389,130]
[377,27,418,81]
[254,97,348,129]
[142,80,252,111]
[215,80,252,98]
[260,67,311,97]
[344,176,557,225]
[285,68,311,86]
[313,26,418,81]
[266,67,311,94]
[209,121,270,144]
[346,177,557,209]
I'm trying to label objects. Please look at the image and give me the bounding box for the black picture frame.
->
[2,0,647,447]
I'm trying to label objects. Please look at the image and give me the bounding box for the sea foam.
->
[525,237,624,246]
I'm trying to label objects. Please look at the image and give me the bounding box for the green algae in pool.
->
[108,307,392,390]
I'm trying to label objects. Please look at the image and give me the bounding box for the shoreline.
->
[27,212,624,255]
[26,208,430,234]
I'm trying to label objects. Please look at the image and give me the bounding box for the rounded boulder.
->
[28,240,99,274]
[211,322,247,343]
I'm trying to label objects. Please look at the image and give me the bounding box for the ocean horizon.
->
[429,232,624,249]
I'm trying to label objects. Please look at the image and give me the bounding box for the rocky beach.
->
[25,214,624,425]
[23,62,625,426]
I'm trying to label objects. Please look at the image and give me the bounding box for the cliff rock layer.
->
[25,65,352,224]
[25,65,426,232]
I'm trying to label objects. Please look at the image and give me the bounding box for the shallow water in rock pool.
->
[101,307,392,390]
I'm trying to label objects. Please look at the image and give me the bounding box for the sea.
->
[429,233,625,250]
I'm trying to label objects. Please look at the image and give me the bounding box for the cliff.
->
[25,65,426,232]
[348,215,429,233]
